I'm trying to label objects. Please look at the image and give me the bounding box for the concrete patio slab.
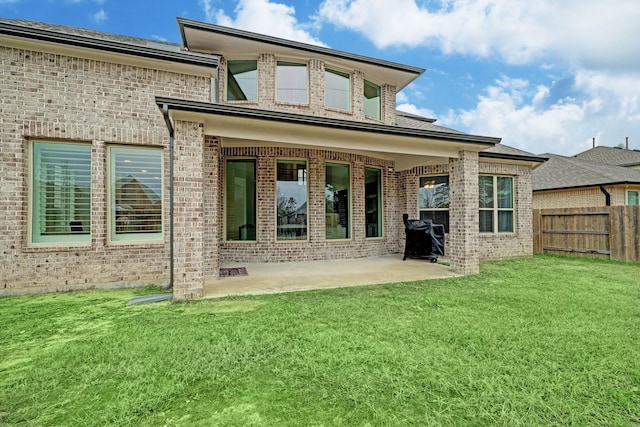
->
[204,254,459,298]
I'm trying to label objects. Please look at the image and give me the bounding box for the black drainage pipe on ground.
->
[127,104,175,305]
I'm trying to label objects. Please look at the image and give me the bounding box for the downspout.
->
[127,104,175,305]
[599,185,611,206]
[161,103,175,291]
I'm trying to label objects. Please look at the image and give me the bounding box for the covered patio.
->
[205,255,459,298]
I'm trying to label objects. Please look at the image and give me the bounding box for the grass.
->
[1,255,639,426]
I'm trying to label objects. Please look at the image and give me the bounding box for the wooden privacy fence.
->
[533,206,640,262]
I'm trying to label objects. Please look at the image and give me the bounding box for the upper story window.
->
[325,69,350,111]
[364,80,381,120]
[276,61,308,103]
[628,190,639,206]
[226,60,258,101]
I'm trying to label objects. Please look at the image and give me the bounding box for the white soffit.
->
[181,26,421,90]
[168,109,489,169]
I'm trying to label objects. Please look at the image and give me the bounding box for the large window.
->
[325,163,350,239]
[31,141,91,244]
[479,175,514,233]
[365,167,382,237]
[364,80,381,119]
[628,190,639,206]
[277,160,308,240]
[325,69,350,111]
[226,60,258,101]
[419,176,449,232]
[226,160,256,241]
[276,61,308,103]
[110,146,162,242]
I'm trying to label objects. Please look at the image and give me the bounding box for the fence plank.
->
[534,206,639,263]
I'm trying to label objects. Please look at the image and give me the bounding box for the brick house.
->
[0,18,544,298]
[533,151,640,209]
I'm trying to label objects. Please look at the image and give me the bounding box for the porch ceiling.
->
[157,97,499,171]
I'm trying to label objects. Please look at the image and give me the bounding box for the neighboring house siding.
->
[218,56,397,126]
[534,185,640,209]
[533,187,606,209]
[0,45,211,294]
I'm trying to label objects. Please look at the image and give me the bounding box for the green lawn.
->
[1,255,639,426]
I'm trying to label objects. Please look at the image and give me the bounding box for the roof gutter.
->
[0,21,219,67]
[533,181,640,192]
[479,151,548,164]
[177,17,424,75]
[156,96,501,146]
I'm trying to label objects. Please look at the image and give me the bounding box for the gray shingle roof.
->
[395,111,467,135]
[574,146,640,167]
[533,153,640,191]
[0,19,182,51]
[0,19,218,66]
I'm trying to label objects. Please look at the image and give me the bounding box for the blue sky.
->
[3,0,640,155]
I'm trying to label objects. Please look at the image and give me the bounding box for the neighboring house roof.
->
[574,146,640,167]
[0,19,219,67]
[177,18,424,91]
[533,154,640,191]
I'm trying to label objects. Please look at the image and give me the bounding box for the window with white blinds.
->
[109,146,163,242]
[31,141,91,244]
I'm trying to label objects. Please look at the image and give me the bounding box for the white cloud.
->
[397,103,436,120]
[316,0,640,70]
[208,0,326,46]
[91,9,107,23]
[438,72,640,155]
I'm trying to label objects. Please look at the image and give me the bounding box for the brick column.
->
[172,120,205,299]
[203,135,220,277]
[449,150,480,275]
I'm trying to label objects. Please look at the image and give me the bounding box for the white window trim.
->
[107,145,164,245]
[479,175,515,234]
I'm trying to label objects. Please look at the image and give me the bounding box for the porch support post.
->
[172,120,206,299]
[449,150,480,275]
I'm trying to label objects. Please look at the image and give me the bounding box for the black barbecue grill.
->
[402,213,445,263]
